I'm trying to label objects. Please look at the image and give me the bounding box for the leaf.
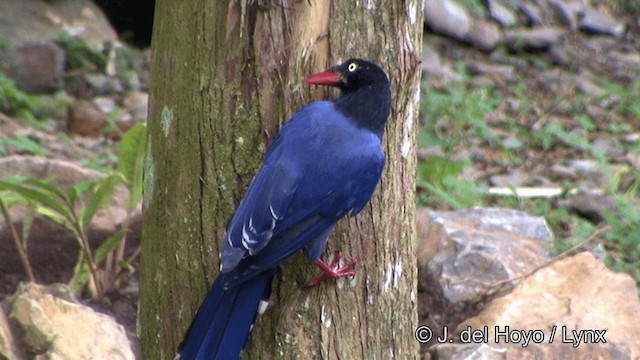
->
[69,252,90,295]
[0,180,73,222]
[35,206,75,235]
[94,228,127,264]
[418,156,465,188]
[118,259,135,273]
[117,122,146,210]
[81,175,122,231]
[21,178,68,201]
[66,180,91,204]
[0,134,45,156]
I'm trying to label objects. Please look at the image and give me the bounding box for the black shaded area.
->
[94,0,156,48]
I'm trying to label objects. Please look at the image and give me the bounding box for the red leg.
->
[308,251,359,286]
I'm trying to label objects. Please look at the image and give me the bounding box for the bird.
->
[178,58,392,360]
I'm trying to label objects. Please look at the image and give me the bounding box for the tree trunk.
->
[140,1,423,359]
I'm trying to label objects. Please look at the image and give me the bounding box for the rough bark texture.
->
[140,1,423,359]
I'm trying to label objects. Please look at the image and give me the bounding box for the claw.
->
[309,251,359,286]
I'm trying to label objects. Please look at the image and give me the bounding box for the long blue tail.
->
[178,271,274,360]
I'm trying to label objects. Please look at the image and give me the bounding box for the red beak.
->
[305,69,341,86]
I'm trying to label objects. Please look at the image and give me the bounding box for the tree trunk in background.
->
[140,1,423,359]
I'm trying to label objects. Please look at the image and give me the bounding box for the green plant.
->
[0,123,146,299]
[0,74,38,117]
[420,78,500,152]
[0,134,46,156]
[417,156,483,209]
[55,32,107,72]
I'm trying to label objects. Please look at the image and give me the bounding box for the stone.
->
[450,252,640,359]
[592,136,625,158]
[489,169,528,187]
[466,62,515,80]
[549,0,583,29]
[422,43,459,82]
[85,74,125,95]
[0,156,132,232]
[504,27,565,50]
[579,8,627,37]
[518,3,543,26]
[67,101,109,137]
[424,0,471,41]
[122,91,149,122]
[467,20,502,52]
[487,0,517,28]
[0,305,25,360]
[0,41,65,93]
[417,207,553,305]
[9,283,135,359]
[557,189,616,224]
[0,0,117,49]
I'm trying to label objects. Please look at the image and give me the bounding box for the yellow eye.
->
[347,62,358,72]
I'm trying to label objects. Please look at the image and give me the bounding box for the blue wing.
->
[219,101,384,288]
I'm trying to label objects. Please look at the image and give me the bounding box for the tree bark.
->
[140,1,423,359]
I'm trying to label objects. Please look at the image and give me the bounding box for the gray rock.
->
[467,62,515,80]
[0,41,65,93]
[85,74,125,95]
[489,169,528,187]
[558,189,615,224]
[579,8,627,37]
[417,207,552,306]
[549,0,583,30]
[518,3,543,26]
[424,0,472,41]
[122,91,149,122]
[10,283,135,360]
[487,0,517,28]
[422,43,459,82]
[467,20,502,52]
[592,136,625,158]
[504,27,565,50]
[0,0,117,48]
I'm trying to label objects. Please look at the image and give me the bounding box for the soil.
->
[0,215,143,357]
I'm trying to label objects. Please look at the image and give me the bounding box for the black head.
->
[306,58,392,138]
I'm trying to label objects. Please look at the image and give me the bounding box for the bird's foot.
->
[309,251,359,286]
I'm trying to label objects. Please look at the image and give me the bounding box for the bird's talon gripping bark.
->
[309,251,359,286]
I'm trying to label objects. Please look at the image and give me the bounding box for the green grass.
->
[418,65,640,285]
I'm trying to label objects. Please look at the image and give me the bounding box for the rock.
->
[0,41,66,93]
[558,189,616,224]
[0,156,132,232]
[424,0,471,41]
[85,74,125,96]
[422,43,459,82]
[418,207,553,305]
[549,0,583,30]
[466,62,515,81]
[122,91,149,122]
[68,101,110,137]
[592,136,625,158]
[67,99,135,139]
[467,20,502,52]
[0,0,117,49]
[9,283,135,359]
[489,169,528,187]
[504,27,565,50]
[579,8,627,37]
[0,305,25,360]
[518,3,543,27]
[447,252,640,359]
[487,0,517,28]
